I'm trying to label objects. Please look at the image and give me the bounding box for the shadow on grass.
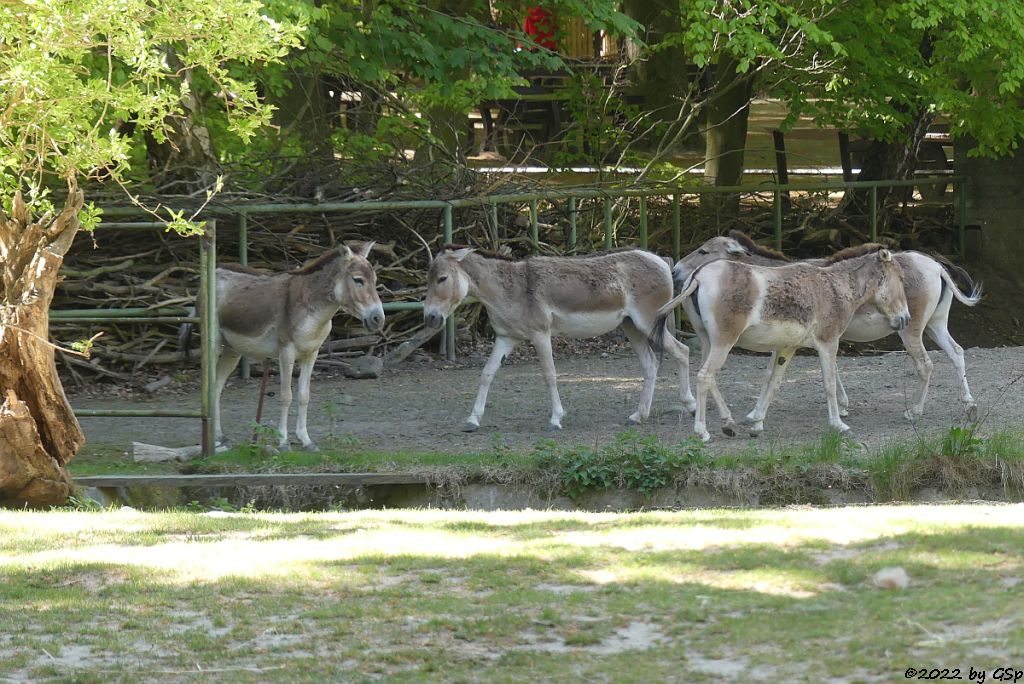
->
[1,515,1022,681]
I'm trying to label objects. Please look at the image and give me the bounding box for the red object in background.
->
[523,6,557,51]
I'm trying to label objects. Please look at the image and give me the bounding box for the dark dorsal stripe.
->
[293,249,343,274]
[441,243,644,262]
[825,243,885,264]
[727,230,792,262]
[219,263,271,275]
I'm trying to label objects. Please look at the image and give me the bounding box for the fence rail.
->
[62,177,965,453]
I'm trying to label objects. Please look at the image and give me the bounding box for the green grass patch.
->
[0,505,1021,682]
[69,426,1024,507]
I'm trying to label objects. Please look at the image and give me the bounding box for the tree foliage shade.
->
[774,0,1024,156]
[0,0,304,199]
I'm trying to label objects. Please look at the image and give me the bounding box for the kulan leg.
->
[657,320,697,416]
[742,347,796,436]
[899,327,933,422]
[926,321,977,421]
[815,340,850,433]
[294,354,318,451]
[835,363,850,418]
[213,347,242,444]
[694,344,737,442]
[622,319,660,425]
[276,345,297,449]
[530,332,565,430]
[464,335,518,431]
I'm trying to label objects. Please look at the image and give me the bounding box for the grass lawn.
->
[1,504,1021,682]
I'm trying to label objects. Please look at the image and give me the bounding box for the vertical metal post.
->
[200,219,218,457]
[568,196,577,253]
[955,179,966,256]
[671,194,681,261]
[238,212,251,380]
[639,196,648,249]
[529,199,539,248]
[489,200,499,245]
[443,204,455,362]
[672,193,681,329]
[773,190,783,252]
[603,197,613,249]
[869,185,878,242]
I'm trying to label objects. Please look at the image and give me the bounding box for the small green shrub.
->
[532,431,706,500]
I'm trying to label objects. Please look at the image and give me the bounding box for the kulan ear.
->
[450,248,474,262]
[339,244,354,259]
[359,241,376,259]
[879,249,893,262]
[725,239,749,256]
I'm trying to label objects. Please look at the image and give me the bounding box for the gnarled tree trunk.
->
[701,55,755,225]
[0,185,85,508]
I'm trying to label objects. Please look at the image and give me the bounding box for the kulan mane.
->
[727,230,791,262]
[293,249,344,275]
[442,243,516,261]
[219,263,271,276]
[442,244,643,262]
[825,243,885,264]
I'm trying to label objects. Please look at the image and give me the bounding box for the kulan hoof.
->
[547,423,563,433]
[721,422,737,437]
[302,443,320,453]
[626,416,641,427]
[966,404,979,423]
[462,421,480,433]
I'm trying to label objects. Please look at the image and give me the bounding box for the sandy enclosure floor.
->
[70,342,1024,457]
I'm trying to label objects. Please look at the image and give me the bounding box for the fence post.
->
[238,212,251,380]
[529,199,539,248]
[200,219,218,457]
[489,199,499,245]
[869,185,878,242]
[603,197,613,249]
[773,189,783,251]
[443,204,455,362]
[672,193,681,329]
[639,196,648,249]
[955,179,966,256]
[568,196,577,253]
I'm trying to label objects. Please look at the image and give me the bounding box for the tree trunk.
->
[840,107,933,237]
[0,186,85,508]
[621,0,700,153]
[701,55,755,224]
[144,50,221,192]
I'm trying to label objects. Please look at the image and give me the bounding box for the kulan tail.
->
[939,264,982,307]
[178,306,197,360]
[648,275,700,356]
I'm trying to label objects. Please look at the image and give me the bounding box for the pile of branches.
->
[53,172,956,383]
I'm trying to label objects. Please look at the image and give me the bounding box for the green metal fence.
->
[54,220,218,455]
[57,176,963,448]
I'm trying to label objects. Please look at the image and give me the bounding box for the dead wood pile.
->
[52,183,955,383]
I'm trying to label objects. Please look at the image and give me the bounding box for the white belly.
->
[842,311,896,342]
[736,321,813,352]
[551,310,625,338]
[222,328,280,360]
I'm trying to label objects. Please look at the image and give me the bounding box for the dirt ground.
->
[69,340,1024,459]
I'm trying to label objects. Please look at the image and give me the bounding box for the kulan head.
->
[334,241,385,332]
[423,247,473,329]
[673,235,749,289]
[869,248,911,331]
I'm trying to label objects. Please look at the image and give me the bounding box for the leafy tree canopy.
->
[0,0,305,208]
[772,0,1024,156]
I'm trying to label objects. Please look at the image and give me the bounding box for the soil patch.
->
[70,344,1024,458]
